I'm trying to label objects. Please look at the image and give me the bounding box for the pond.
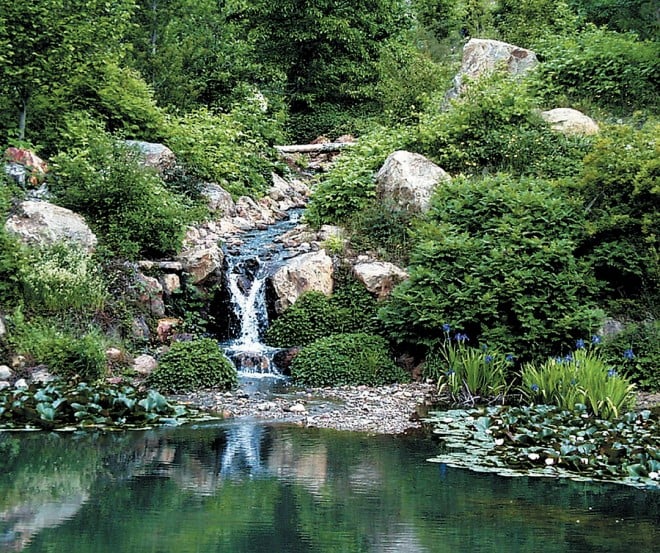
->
[1,421,658,552]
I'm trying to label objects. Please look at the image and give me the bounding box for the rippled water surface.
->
[1,421,657,552]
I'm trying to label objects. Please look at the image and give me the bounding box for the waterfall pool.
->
[1,421,657,552]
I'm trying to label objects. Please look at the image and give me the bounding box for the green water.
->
[1,421,657,552]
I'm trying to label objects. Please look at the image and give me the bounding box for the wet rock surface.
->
[171,382,439,435]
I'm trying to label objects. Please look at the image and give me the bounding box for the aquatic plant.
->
[427,404,659,489]
[0,381,196,430]
[521,346,636,420]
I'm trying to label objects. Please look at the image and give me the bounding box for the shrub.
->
[0,183,23,308]
[379,174,603,363]
[290,333,408,387]
[265,279,379,349]
[533,27,659,114]
[521,345,636,420]
[5,311,108,382]
[424,328,513,402]
[599,322,660,391]
[50,118,199,259]
[166,96,285,199]
[570,120,659,315]
[305,124,412,226]
[415,72,591,178]
[147,338,237,393]
[20,243,107,314]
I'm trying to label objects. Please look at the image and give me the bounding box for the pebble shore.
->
[172,382,439,435]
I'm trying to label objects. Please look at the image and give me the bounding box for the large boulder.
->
[124,141,176,172]
[269,250,333,314]
[201,183,236,217]
[541,108,600,136]
[353,261,408,300]
[375,151,450,213]
[178,243,224,285]
[4,200,97,252]
[449,38,538,97]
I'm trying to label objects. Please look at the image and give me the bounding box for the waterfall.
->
[220,210,302,378]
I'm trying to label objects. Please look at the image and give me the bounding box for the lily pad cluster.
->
[427,404,660,489]
[0,381,199,430]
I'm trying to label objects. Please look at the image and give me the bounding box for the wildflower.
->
[564,354,573,363]
[481,344,488,351]
[607,369,617,378]
[623,349,635,360]
[530,383,540,392]
[485,355,493,363]
[442,323,451,333]
[505,354,515,363]
[570,378,577,385]
[554,356,564,364]
[446,369,456,377]
[591,335,601,345]
[576,339,585,349]
[454,333,469,342]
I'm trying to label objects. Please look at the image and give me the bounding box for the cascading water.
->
[220,210,302,378]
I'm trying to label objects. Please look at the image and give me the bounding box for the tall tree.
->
[0,0,135,142]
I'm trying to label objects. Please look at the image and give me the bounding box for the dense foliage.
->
[147,339,237,393]
[290,333,408,387]
[379,174,602,362]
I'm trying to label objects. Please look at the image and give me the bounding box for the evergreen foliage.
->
[147,339,237,394]
[290,333,408,387]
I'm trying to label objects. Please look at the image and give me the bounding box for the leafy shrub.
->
[424,328,513,402]
[265,278,379,349]
[533,27,659,114]
[290,333,408,387]
[20,243,107,313]
[286,102,378,144]
[571,120,659,314]
[51,118,199,259]
[5,310,108,381]
[416,72,591,178]
[599,322,660,391]
[379,174,603,363]
[521,345,636,420]
[166,96,285,199]
[147,338,237,393]
[305,125,412,225]
[0,183,23,308]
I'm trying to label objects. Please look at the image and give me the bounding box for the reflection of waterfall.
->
[219,423,264,478]
[220,210,302,377]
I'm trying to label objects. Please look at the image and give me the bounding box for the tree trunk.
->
[274,142,355,154]
[18,96,28,141]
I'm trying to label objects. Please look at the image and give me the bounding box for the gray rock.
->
[449,38,538,97]
[133,354,158,376]
[31,367,55,384]
[0,365,12,380]
[269,250,334,313]
[541,108,600,136]
[178,243,224,284]
[201,183,236,216]
[353,261,408,299]
[375,151,450,213]
[14,378,28,389]
[125,141,176,172]
[5,200,98,252]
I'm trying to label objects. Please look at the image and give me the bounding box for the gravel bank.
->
[172,382,439,435]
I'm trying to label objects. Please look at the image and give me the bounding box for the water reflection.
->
[0,422,658,553]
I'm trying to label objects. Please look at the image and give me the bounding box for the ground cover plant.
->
[0,381,195,430]
[426,404,659,489]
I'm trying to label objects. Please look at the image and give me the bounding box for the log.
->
[274,142,355,154]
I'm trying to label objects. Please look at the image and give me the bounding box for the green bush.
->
[166,96,285,199]
[416,72,591,178]
[51,118,200,259]
[379,174,603,363]
[533,27,659,114]
[5,311,108,381]
[0,183,23,308]
[290,333,408,387]
[571,120,659,314]
[521,345,636,420]
[20,243,107,314]
[265,279,379,349]
[305,125,412,226]
[599,322,660,391]
[147,338,237,393]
